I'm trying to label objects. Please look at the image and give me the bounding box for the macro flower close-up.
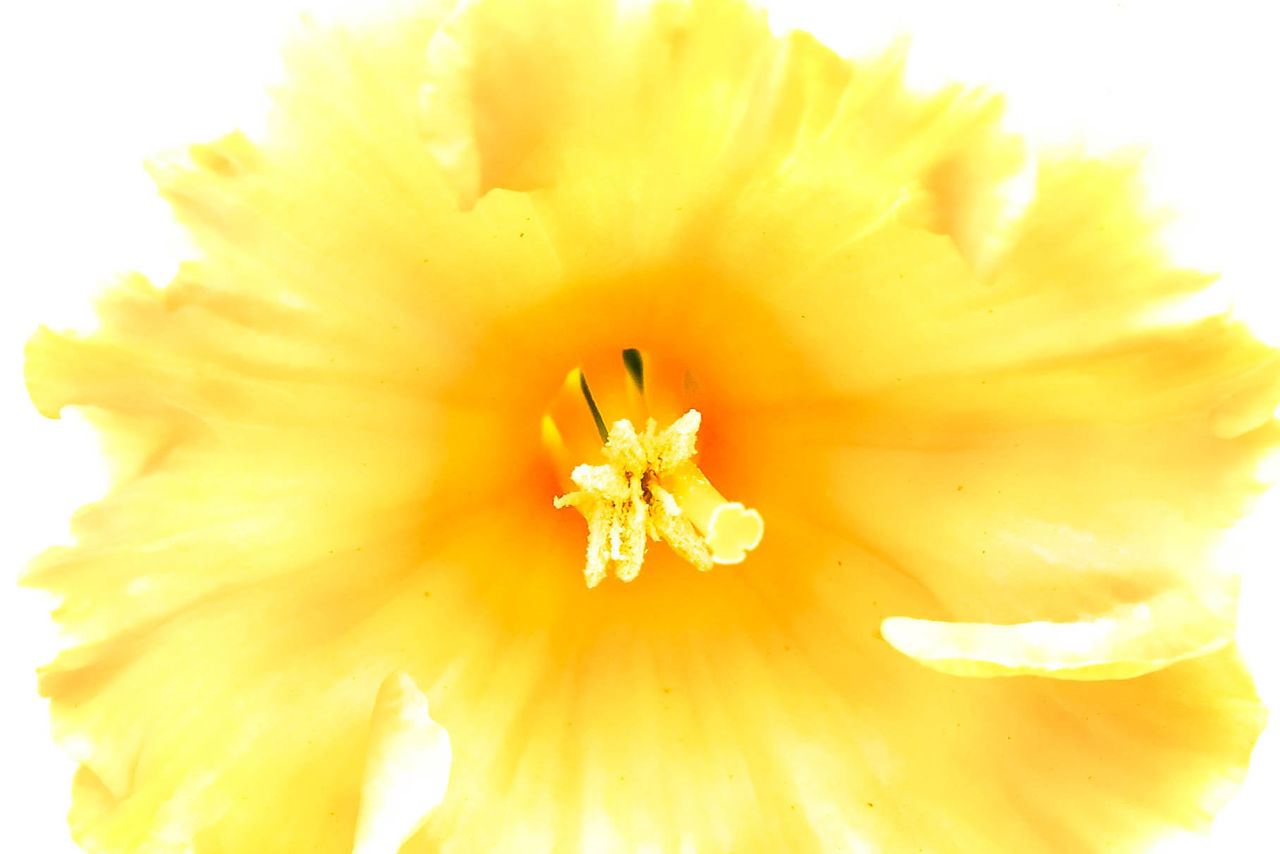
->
[7,0,1280,852]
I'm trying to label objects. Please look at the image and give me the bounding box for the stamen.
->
[576,369,609,442]
[553,409,763,587]
[622,347,645,393]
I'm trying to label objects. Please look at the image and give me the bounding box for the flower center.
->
[543,350,763,588]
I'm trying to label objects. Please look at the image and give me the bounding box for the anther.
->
[554,409,763,587]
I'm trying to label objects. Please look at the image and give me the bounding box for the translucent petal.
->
[726,153,1280,627]
[769,338,1280,630]
[379,509,1266,854]
[882,589,1235,680]
[143,17,567,360]
[44,567,419,853]
[24,1,1278,853]
[22,272,521,649]
[708,159,1231,405]
[352,672,451,854]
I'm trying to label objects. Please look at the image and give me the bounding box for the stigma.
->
[553,409,763,587]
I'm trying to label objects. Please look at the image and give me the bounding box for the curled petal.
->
[882,589,1235,680]
[353,672,452,854]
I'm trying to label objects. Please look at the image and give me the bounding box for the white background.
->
[1,1,1276,851]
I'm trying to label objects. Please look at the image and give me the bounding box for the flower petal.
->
[788,388,1278,633]
[736,232,1280,625]
[386,507,1265,854]
[26,2,1275,853]
[352,672,452,854]
[710,157,1228,405]
[43,570,418,853]
[22,265,533,649]
[881,589,1234,680]
[142,7,567,360]
[419,0,771,198]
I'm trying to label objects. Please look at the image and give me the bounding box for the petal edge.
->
[882,589,1234,680]
[352,672,452,854]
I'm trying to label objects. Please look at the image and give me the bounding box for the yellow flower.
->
[22,0,1280,852]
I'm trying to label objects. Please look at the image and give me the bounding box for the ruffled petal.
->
[143,10,567,365]
[22,273,515,648]
[25,2,1275,853]
[419,0,771,198]
[377,506,1266,854]
[708,157,1236,404]
[721,133,1280,631]
[44,565,421,854]
[772,333,1279,631]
